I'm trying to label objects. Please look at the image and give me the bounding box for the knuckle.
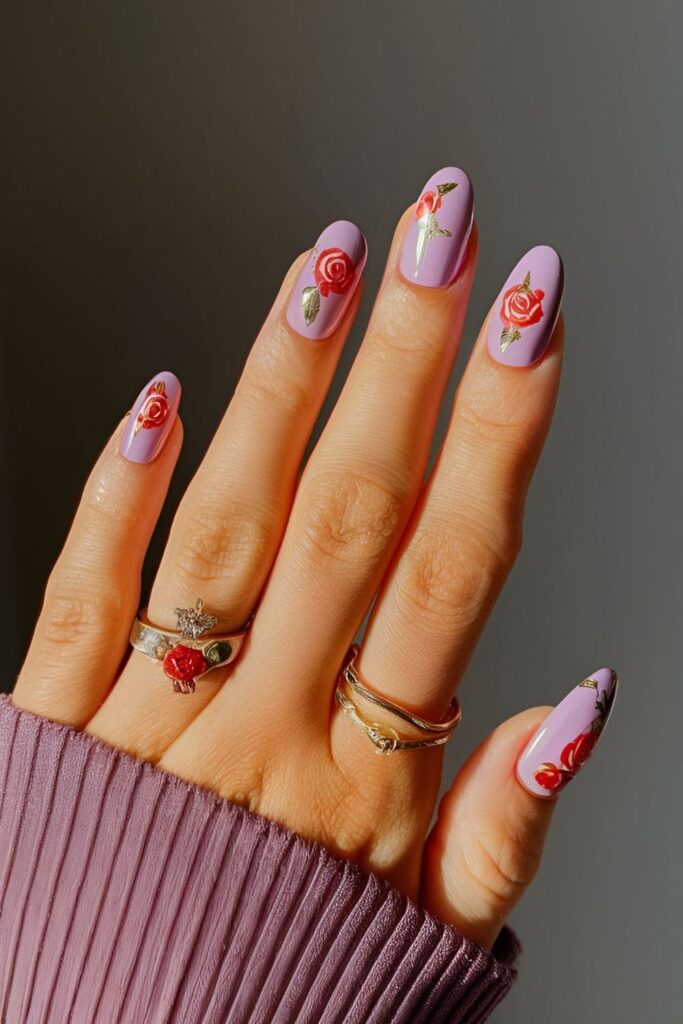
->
[298,469,406,567]
[461,826,541,912]
[40,580,124,646]
[371,287,451,365]
[457,393,526,443]
[239,333,314,414]
[396,525,516,629]
[174,504,273,587]
[81,465,144,531]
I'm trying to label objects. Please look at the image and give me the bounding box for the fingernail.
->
[487,245,564,367]
[120,370,181,464]
[516,668,618,799]
[286,220,367,340]
[399,166,473,288]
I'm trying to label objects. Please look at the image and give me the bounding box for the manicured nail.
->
[120,370,181,464]
[286,220,367,340]
[487,245,564,367]
[399,166,473,288]
[516,668,618,799]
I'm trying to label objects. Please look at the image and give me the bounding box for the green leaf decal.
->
[500,328,522,353]
[437,182,458,196]
[302,286,321,326]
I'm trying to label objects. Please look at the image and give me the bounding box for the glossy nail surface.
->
[516,668,618,799]
[487,245,563,367]
[286,220,367,340]
[120,370,181,464]
[400,166,473,288]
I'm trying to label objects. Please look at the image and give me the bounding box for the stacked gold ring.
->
[336,644,462,753]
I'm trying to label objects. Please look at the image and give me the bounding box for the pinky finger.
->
[12,372,182,727]
[421,667,618,948]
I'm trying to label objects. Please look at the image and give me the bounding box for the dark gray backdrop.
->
[2,2,681,1021]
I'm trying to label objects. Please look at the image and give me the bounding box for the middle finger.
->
[192,167,477,728]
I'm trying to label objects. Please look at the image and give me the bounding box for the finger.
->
[203,169,476,719]
[149,222,366,630]
[12,373,182,726]
[422,666,618,948]
[360,247,564,718]
[88,222,366,758]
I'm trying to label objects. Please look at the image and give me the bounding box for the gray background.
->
[1,1,681,1020]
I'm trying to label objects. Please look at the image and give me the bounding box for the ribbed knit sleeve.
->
[0,695,519,1023]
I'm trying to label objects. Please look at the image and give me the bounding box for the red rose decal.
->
[500,282,545,330]
[313,248,355,298]
[533,729,598,792]
[561,730,597,771]
[135,381,170,433]
[533,764,568,792]
[499,271,545,352]
[416,190,441,219]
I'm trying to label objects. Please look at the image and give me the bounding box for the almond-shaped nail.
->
[516,668,618,799]
[487,245,564,367]
[400,166,473,287]
[120,371,181,464]
[286,220,367,340]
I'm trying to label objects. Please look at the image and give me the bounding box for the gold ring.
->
[130,598,250,694]
[336,645,462,753]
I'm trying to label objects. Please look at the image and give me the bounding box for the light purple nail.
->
[487,245,564,367]
[286,220,367,340]
[399,166,473,288]
[120,371,181,464]
[516,668,618,799]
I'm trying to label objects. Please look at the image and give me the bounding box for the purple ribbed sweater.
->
[0,695,519,1023]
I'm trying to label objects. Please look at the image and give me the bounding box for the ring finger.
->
[88,221,367,757]
[357,245,564,722]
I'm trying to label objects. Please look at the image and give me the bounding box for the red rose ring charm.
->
[129,598,250,694]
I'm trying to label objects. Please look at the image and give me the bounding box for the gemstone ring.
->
[129,599,250,693]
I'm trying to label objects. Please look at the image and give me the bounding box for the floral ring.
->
[129,599,250,694]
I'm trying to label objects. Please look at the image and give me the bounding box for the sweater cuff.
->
[0,694,519,1023]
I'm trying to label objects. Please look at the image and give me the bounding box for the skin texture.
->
[13,201,566,949]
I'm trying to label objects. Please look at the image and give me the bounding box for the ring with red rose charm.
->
[130,599,250,694]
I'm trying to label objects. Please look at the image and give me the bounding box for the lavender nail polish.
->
[516,668,618,799]
[487,245,564,367]
[120,370,181,464]
[286,221,367,340]
[399,167,473,288]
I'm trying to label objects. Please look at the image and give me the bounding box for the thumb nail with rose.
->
[286,220,367,341]
[487,245,564,367]
[516,667,618,798]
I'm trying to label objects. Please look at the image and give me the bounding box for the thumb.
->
[421,668,618,949]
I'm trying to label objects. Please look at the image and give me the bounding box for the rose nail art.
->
[286,220,367,340]
[487,245,564,367]
[400,166,473,288]
[516,668,618,799]
[120,370,181,464]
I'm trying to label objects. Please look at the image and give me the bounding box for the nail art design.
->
[286,221,367,340]
[400,167,473,288]
[120,370,181,464]
[487,246,563,367]
[516,668,618,799]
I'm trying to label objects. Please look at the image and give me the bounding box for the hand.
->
[13,169,609,951]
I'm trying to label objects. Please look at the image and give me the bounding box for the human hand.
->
[12,168,616,951]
